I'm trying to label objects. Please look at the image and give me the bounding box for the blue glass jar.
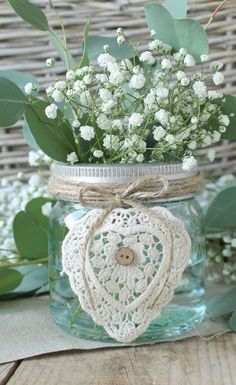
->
[48,163,206,343]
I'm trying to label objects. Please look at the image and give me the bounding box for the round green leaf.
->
[23,121,40,150]
[144,3,208,62]
[13,197,54,259]
[163,0,187,19]
[0,70,39,94]
[0,269,23,295]
[229,310,236,331]
[0,77,27,127]
[8,0,49,31]
[205,186,236,232]
[207,288,236,318]
[25,100,77,162]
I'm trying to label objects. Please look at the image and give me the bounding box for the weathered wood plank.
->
[0,363,19,385]
[6,334,236,385]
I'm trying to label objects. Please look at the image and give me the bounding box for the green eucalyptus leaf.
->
[87,36,133,61]
[218,95,236,140]
[79,21,90,68]
[207,288,236,318]
[13,197,54,259]
[25,99,77,162]
[8,0,49,31]
[12,265,48,293]
[50,29,75,69]
[23,121,40,150]
[0,70,39,93]
[144,3,208,62]
[0,77,27,127]
[0,269,23,294]
[205,186,236,232]
[229,310,236,331]
[163,0,187,19]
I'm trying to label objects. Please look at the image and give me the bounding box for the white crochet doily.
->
[62,207,191,343]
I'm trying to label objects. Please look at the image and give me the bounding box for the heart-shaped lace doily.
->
[62,207,191,343]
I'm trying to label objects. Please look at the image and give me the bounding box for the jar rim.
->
[51,162,198,184]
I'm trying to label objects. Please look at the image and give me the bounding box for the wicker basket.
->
[0,0,235,178]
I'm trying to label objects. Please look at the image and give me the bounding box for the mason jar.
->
[48,163,206,344]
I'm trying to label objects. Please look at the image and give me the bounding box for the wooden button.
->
[116,247,135,266]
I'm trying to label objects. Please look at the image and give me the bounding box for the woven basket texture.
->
[0,0,235,178]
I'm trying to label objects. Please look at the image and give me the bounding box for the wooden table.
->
[1,334,235,385]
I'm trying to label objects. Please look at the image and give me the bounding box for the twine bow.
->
[78,175,169,209]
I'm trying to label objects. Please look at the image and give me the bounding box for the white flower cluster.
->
[0,172,48,263]
[42,32,230,170]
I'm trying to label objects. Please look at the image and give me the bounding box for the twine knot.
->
[77,175,169,209]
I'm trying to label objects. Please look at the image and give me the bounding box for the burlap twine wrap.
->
[49,171,204,207]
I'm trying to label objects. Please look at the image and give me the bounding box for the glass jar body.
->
[49,196,206,344]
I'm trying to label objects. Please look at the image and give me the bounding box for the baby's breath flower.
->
[109,71,125,86]
[101,99,116,114]
[219,114,230,127]
[129,73,146,89]
[208,90,221,100]
[207,149,216,162]
[200,54,209,63]
[46,58,55,67]
[153,126,166,141]
[93,149,104,158]
[97,114,111,131]
[184,54,196,67]
[116,27,123,35]
[83,74,92,85]
[136,154,144,163]
[46,86,54,96]
[155,109,169,126]
[139,51,155,65]
[117,35,125,45]
[66,70,76,81]
[45,103,58,119]
[213,71,224,86]
[193,81,207,98]
[188,141,197,150]
[165,134,176,145]
[24,82,34,95]
[156,87,169,99]
[181,78,190,87]
[97,53,116,68]
[55,81,66,91]
[150,29,156,37]
[161,58,172,69]
[176,71,186,81]
[129,113,144,128]
[80,90,93,106]
[80,125,95,141]
[210,61,223,71]
[182,156,197,171]
[67,152,78,164]
[52,89,64,103]
[103,134,119,150]
[72,119,80,128]
[103,45,110,53]
[41,202,53,217]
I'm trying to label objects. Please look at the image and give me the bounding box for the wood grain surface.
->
[1,334,236,385]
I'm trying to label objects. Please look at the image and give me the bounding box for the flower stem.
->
[205,0,227,30]
[0,258,48,269]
